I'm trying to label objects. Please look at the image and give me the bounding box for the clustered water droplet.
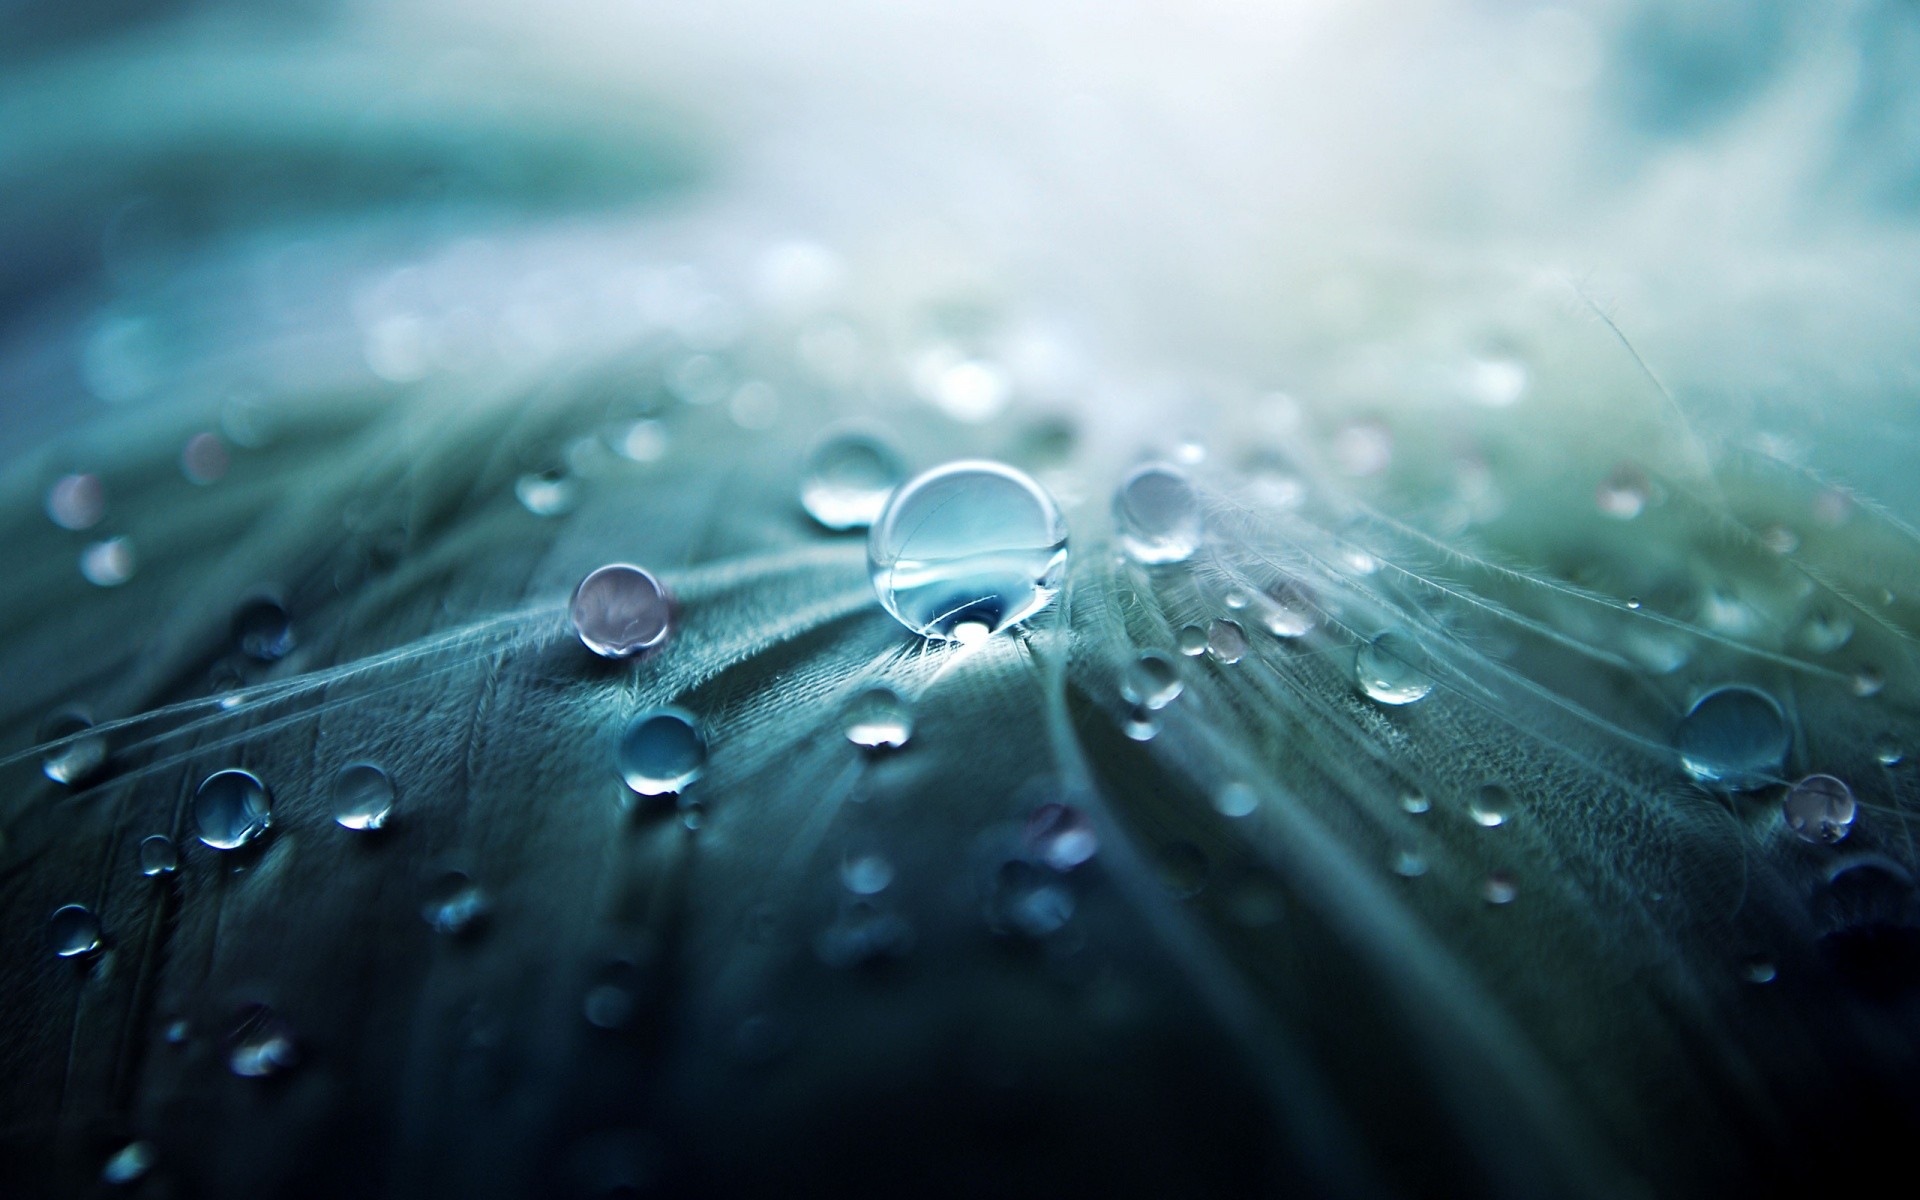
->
[331,762,396,831]
[1121,651,1183,709]
[193,768,272,850]
[617,706,708,795]
[571,564,674,658]
[1113,463,1203,565]
[867,460,1068,641]
[1206,618,1248,664]
[1355,631,1436,705]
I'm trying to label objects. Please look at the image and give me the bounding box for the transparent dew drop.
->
[1113,463,1203,565]
[422,870,488,935]
[840,854,895,895]
[226,1003,299,1078]
[1401,791,1431,814]
[81,537,136,587]
[1177,625,1209,656]
[1120,651,1183,710]
[1122,704,1161,741]
[800,429,906,530]
[613,418,670,463]
[815,900,916,966]
[1853,668,1884,698]
[139,835,178,877]
[1675,685,1789,791]
[986,860,1075,938]
[570,564,673,659]
[1213,782,1259,818]
[842,686,912,750]
[181,432,230,484]
[1595,463,1649,519]
[1795,609,1853,654]
[582,960,647,1031]
[232,593,293,662]
[101,1140,155,1186]
[1783,774,1857,845]
[1257,582,1318,638]
[1742,956,1778,985]
[617,706,707,796]
[46,473,106,530]
[514,468,578,516]
[1483,873,1519,905]
[867,460,1069,641]
[1469,784,1510,828]
[1026,802,1098,871]
[1206,619,1248,664]
[1876,738,1904,767]
[39,706,107,786]
[331,762,395,831]
[48,904,102,958]
[192,768,272,850]
[1355,631,1436,705]
[1393,851,1429,878]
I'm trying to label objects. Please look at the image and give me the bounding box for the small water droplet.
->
[46,473,106,530]
[801,430,905,530]
[164,1019,190,1045]
[1760,524,1799,555]
[422,870,488,934]
[139,835,178,877]
[48,904,102,957]
[193,769,272,850]
[1393,850,1428,878]
[1113,463,1202,565]
[1676,685,1788,791]
[842,686,912,749]
[1783,774,1857,845]
[1401,790,1431,814]
[617,706,708,796]
[1120,651,1183,709]
[1122,703,1161,741]
[81,537,136,586]
[1626,597,1642,610]
[840,854,895,895]
[39,706,107,786]
[1257,582,1318,638]
[227,1003,299,1077]
[986,860,1075,938]
[1355,631,1436,705]
[1213,782,1259,818]
[868,461,1069,641]
[1483,873,1518,905]
[1206,618,1248,664]
[1794,609,1853,654]
[1469,784,1510,828]
[570,564,674,659]
[1177,625,1208,656]
[1331,419,1392,477]
[232,593,293,662]
[1853,668,1885,698]
[582,960,647,1031]
[1741,955,1778,985]
[515,468,578,516]
[331,762,395,831]
[1876,738,1903,767]
[815,900,916,965]
[101,1140,155,1186]
[1596,463,1649,519]
[182,432,230,484]
[1026,803,1098,871]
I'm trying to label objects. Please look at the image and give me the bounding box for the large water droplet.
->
[1257,582,1318,638]
[867,460,1068,641]
[1113,463,1202,565]
[48,904,102,957]
[46,473,106,530]
[1207,618,1248,664]
[570,564,673,659]
[139,834,178,877]
[331,762,395,831]
[422,870,488,934]
[842,686,912,749]
[227,1003,299,1077]
[617,706,707,795]
[1676,685,1788,790]
[1469,784,1511,828]
[193,768,272,850]
[1026,802,1098,871]
[801,430,905,530]
[40,706,107,786]
[232,593,293,662]
[1120,651,1183,709]
[1783,774,1856,845]
[1355,631,1436,705]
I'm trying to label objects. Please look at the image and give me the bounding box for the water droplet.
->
[39,706,106,786]
[227,1003,299,1078]
[139,834,178,877]
[801,430,905,530]
[1213,782,1259,818]
[1795,609,1853,654]
[1676,685,1788,791]
[1177,625,1208,655]
[1256,582,1318,638]
[232,593,293,662]
[1853,668,1885,698]
[613,418,670,463]
[840,854,895,895]
[422,870,488,934]
[570,564,673,659]
[816,900,916,965]
[1595,463,1649,519]
[46,473,106,530]
[1626,597,1642,610]
[1469,784,1511,828]
[985,861,1075,938]
[1206,619,1248,664]
[1120,651,1183,709]
[1483,873,1518,905]
[1760,524,1799,555]
[515,468,578,516]
[193,768,272,850]
[842,686,912,749]
[617,706,707,795]
[101,1140,155,1186]
[1393,850,1428,878]
[867,460,1069,641]
[48,904,102,957]
[1113,463,1202,565]
[1876,738,1904,767]
[331,762,395,831]
[1026,802,1098,871]
[182,432,230,484]
[1741,956,1778,984]
[1401,790,1431,814]
[1331,419,1393,477]
[1783,774,1856,845]
[582,960,647,1031]
[164,1019,190,1045]
[81,537,135,586]
[1355,631,1436,705]
[1122,704,1161,741]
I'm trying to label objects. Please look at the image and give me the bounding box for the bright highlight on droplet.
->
[867,460,1068,642]
[843,686,913,750]
[571,564,674,659]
